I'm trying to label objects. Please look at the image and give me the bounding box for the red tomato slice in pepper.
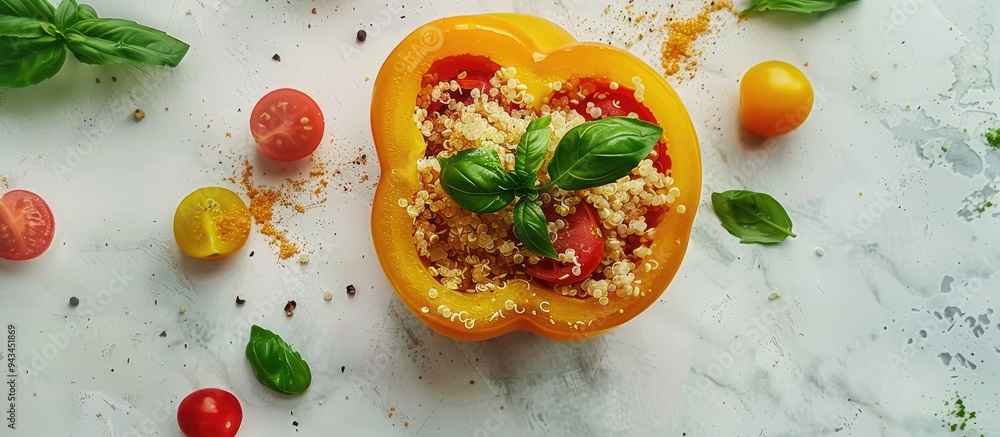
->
[250,88,325,162]
[423,55,500,112]
[0,190,55,261]
[525,203,604,285]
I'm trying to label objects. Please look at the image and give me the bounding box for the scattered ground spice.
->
[346,285,356,295]
[241,158,331,260]
[661,0,734,77]
[284,300,297,316]
[272,53,281,61]
[159,331,166,337]
[236,295,246,305]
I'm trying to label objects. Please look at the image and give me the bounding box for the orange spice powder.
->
[662,0,733,77]
[240,158,330,260]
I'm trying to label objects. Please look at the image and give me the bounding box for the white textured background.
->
[1,0,999,435]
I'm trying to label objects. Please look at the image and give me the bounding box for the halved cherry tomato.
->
[525,203,604,285]
[0,190,55,261]
[173,187,251,259]
[740,60,814,137]
[177,388,243,437]
[250,88,325,162]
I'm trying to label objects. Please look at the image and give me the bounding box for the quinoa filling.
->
[404,63,681,305]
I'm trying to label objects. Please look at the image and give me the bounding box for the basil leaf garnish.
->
[0,15,55,37]
[740,0,858,17]
[0,0,56,22]
[514,115,552,188]
[53,0,82,30]
[512,198,557,259]
[439,147,517,214]
[711,190,797,244]
[546,117,662,191]
[246,325,312,395]
[0,36,64,88]
[65,18,189,67]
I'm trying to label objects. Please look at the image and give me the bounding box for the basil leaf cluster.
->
[438,115,663,258]
[245,325,312,395]
[711,190,797,244]
[0,0,189,88]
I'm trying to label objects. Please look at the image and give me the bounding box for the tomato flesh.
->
[740,60,814,137]
[251,88,325,162]
[177,388,243,437]
[423,55,501,113]
[525,203,604,285]
[0,190,55,261]
[173,187,251,260]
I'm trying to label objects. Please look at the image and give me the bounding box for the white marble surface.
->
[1,0,999,436]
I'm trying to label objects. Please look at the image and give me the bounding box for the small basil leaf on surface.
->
[65,18,189,67]
[439,147,517,214]
[53,0,80,30]
[513,198,557,259]
[514,115,552,187]
[0,36,65,88]
[547,117,662,191]
[0,15,56,37]
[711,190,797,244]
[246,325,312,395]
[740,0,858,17]
[0,0,56,22]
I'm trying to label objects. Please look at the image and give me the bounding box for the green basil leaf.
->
[64,18,189,67]
[514,115,552,188]
[246,325,312,395]
[740,0,858,17]
[0,15,56,37]
[711,190,797,244]
[547,117,662,191]
[439,147,517,214]
[513,198,557,259]
[75,3,95,19]
[53,0,80,30]
[0,36,65,88]
[0,0,56,22]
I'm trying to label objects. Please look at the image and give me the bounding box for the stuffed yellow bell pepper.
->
[371,14,700,341]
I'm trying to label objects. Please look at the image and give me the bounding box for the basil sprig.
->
[245,325,312,395]
[740,0,858,17]
[711,190,796,244]
[438,115,663,258]
[0,0,189,88]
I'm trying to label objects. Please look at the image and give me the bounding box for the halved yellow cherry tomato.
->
[173,187,251,259]
[740,60,814,137]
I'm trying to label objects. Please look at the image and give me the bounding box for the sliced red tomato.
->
[525,203,604,285]
[250,88,325,162]
[177,388,243,437]
[0,190,55,261]
[423,54,501,112]
[551,78,671,173]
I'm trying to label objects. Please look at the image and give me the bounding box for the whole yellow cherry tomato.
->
[740,60,814,137]
[173,187,251,259]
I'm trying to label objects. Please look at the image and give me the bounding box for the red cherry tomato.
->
[250,88,325,162]
[525,203,604,285]
[0,190,55,261]
[177,388,243,437]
